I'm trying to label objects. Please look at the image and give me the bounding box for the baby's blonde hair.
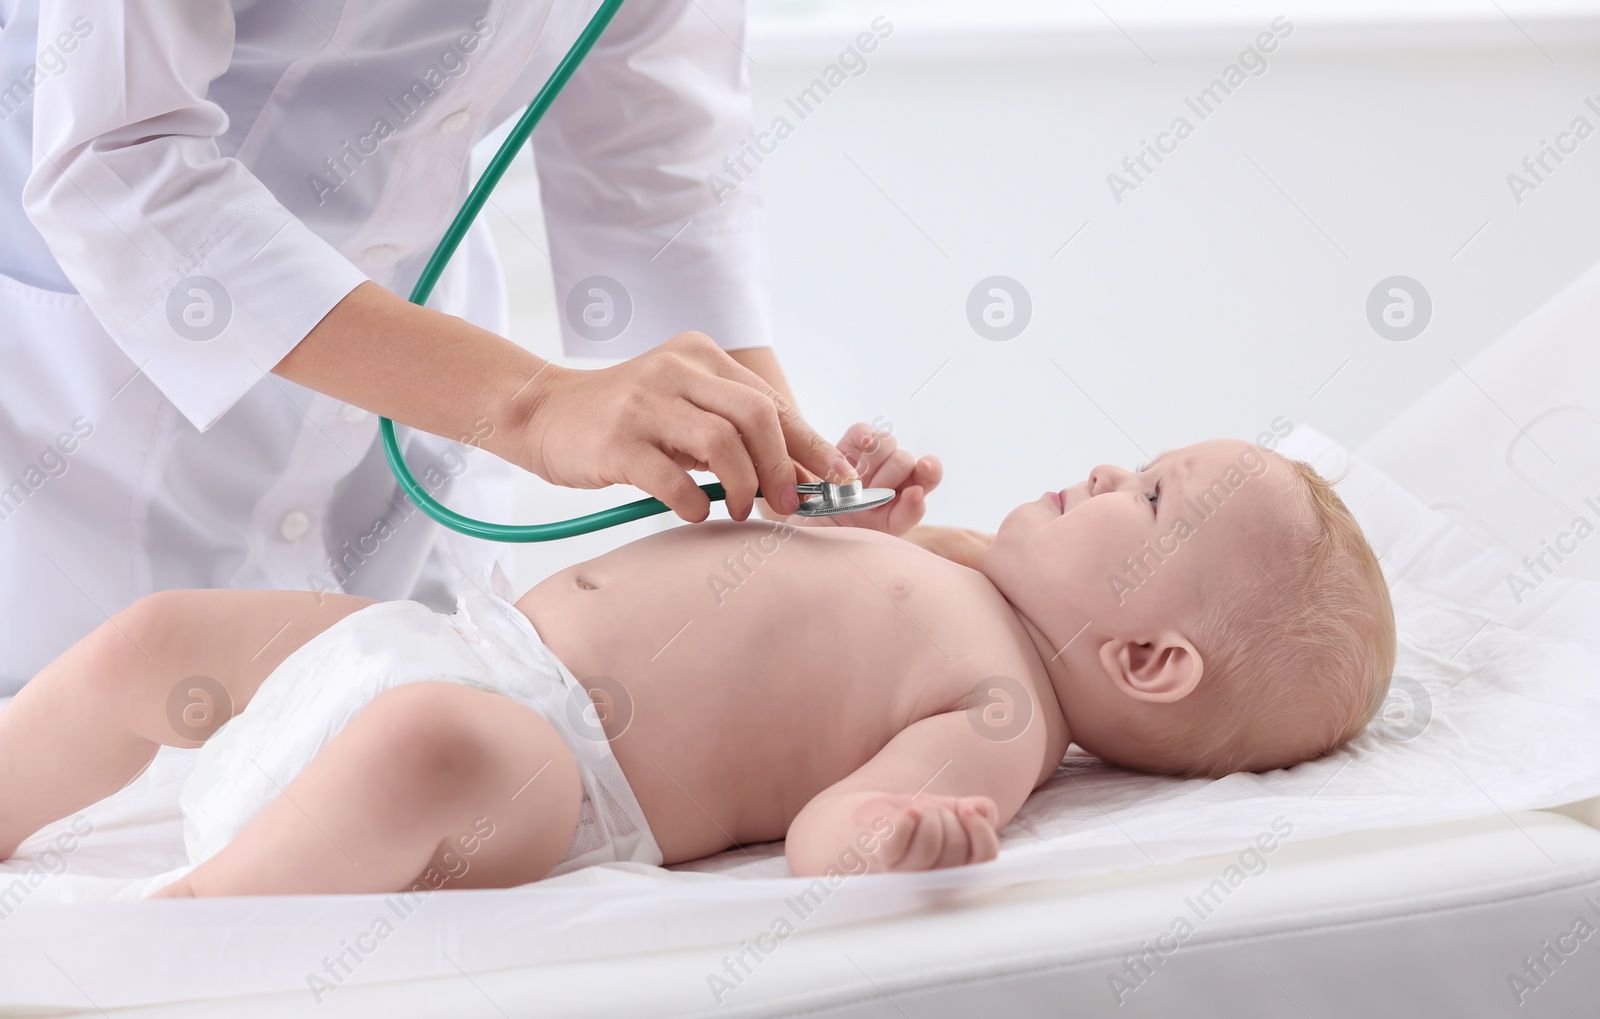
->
[1152,456,1395,779]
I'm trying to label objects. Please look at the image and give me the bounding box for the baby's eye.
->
[1146,481,1161,512]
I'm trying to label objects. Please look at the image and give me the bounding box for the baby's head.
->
[982,439,1394,778]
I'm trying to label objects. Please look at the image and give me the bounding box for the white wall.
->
[484,1,1600,581]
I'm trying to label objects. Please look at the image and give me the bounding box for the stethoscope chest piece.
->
[793,480,896,517]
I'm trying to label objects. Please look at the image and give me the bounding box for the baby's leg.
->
[154,682,583,897]
[0,589,374,859]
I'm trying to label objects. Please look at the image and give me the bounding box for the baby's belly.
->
[532,598,928,862]
[515,524,973,863]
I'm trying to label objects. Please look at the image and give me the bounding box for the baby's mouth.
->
[1056,482,1088,514]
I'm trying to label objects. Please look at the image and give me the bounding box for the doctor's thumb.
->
[782,420,859,490]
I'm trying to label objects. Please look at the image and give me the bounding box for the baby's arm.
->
[785,708,1040,877]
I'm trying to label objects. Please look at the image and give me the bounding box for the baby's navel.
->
[574,576,598,591]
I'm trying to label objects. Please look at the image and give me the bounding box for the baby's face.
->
[982,439,1295,648]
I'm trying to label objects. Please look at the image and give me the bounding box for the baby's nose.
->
[1087,464,1134,496]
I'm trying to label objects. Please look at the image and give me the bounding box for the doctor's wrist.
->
[489,357,569,481]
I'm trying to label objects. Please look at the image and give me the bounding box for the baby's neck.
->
[995,591,1075,735]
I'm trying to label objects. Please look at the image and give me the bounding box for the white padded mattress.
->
[100,808,1600,1019]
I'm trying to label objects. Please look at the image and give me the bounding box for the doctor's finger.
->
[662,399,761,522]
[709,355,856,489]
[625,447,713,523]
[665,366,790,517]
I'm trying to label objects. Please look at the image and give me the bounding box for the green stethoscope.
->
[379,0,893,542]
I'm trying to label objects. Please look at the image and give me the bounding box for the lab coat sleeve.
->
[532,0,774,359]
[21,0,370,432]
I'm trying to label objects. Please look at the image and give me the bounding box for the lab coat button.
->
[278,510,312,542]
[340,403,369,423]
[439,109,471,135]
[363,244,399,266]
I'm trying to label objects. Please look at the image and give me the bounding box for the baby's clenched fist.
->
[857,793,1000,873]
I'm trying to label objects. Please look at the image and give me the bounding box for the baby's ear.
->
[1098,632,1203,703]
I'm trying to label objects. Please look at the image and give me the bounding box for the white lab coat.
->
[0,0,772,693]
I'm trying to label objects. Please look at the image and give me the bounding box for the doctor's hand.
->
[519,332,857,523]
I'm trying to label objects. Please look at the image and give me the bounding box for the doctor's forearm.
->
[273,282,550,464]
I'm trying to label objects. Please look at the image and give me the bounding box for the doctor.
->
[0,1,965,695]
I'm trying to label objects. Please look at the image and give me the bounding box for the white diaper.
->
[178,563,663,880]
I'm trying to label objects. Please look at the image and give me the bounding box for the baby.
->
[0,435,1395,895]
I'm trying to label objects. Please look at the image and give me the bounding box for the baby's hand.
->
[787,421,940,536]
[857,793,1001,872]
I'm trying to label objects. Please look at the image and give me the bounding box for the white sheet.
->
[2,425,1599,1011]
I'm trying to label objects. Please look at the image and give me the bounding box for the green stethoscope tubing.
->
[379,0,730,542]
